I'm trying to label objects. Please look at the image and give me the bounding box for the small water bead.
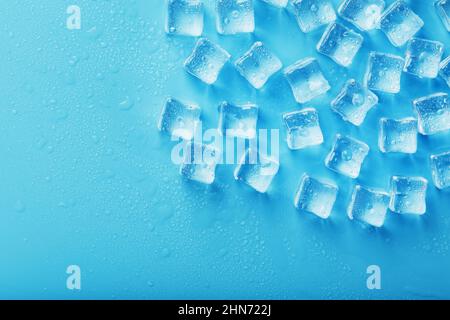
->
[342,149,353,161]
[366,5,380,16]
[352,93,364,106]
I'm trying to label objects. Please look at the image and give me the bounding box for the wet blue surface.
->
[0,0,449,299]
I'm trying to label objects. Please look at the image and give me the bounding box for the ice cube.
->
[284,57,330,103]
[235,41,283,89]
[430,151,450,190]
[180,142,219,184]
[259,0,288,8]
[379,0,424,47]
[165,0,204,36]
[325,134,369,179]
[404,38,444,79]
[378,117,417,154]
[389,176,428,215]
[331,79,378,126]
[292,0,336,33]
[439,56,450,88]
[435,0,450,32]
[294,174,338,219]
[234,149,279,193]
[158,97,201,140]
[413,92,450,135]
[282,108,324,150]
[338,0,385,31]
[316,22,363,67]
[364,52,404,94]
[218,101,258,139]
[347,185,390,227]
[184,38,231,85]
[216,0,255,35]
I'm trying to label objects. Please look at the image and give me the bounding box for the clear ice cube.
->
[218,101,259,139]
[439,56,450,88]
[430,151,450,190]
[379,0,424,47]
[292,0,337,33]
[413,92,450,135]
[316,22,363,67]
[180,142,219,184]
[389,176,428,215]
[435,0,450,32]
[184,38,231,85]
[235,41,283,89]
[216,0,255,35]
[284,57,330,103]
[338,0,385,31]
[378,117,417,154]
[234,149,279,193]
[260,0,288,8]
[331,79,378,126]
[347,185,390,227]
[325,134,369,179]
[165,0,204,36]
[294,174,338,219]
[282,108,324,150]
[404,38,444,79]
[364,52,404,94]
[158,97,201,140]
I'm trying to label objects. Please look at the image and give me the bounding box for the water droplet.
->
[161,248,171,258]
[365,5,380,17]
[119,97,134,110]
[352,93,364,106]
[342,150,352,161]
[14,200,26,213]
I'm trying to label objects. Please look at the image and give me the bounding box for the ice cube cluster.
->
[159,0,449,227]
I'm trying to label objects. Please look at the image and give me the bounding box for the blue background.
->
[0,0,449,299]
